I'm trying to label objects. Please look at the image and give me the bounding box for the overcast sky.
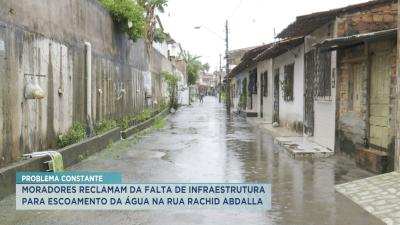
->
[159,0,367,71]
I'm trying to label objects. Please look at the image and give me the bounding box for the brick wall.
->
[337,40,397,164]
[337,2,397,36]
[337,45,368,152]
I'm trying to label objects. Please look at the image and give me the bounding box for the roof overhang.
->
[314,28,397,51]
[254,37,304,62]
[277,0,397,39]
[227,44,273,78]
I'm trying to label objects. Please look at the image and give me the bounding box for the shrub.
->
[162,71,180,110]
[119,117,129,131]
[94,119,117,135]
[57,122,86,148]
[136,110,152,123]
[99,0,145,41]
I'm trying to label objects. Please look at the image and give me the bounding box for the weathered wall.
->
[257,59,273,123]
[396,0,400,172]
[337,45,368,157]
[272,44,305,129]
[337,39,397,163]
[336,2,397,36]
[0,0,171,167]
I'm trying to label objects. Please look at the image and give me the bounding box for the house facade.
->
[227,0,398,173]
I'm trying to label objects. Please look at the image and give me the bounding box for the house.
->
[229,44,273,116]
[255,37,305,130]
[275,0,398,152]
[226,0,398,172]
[316,22,397,174]
[198,72,216,95]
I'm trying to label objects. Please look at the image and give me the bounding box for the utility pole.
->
[219,54,222,103]
[225,20,231,113]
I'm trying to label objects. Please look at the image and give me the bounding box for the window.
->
[262,71,268,97]
[248,69,257,95]
[316,51,331,97]
[283,64,294,101]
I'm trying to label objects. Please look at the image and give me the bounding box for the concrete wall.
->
[257,59,273,123]
[0,0,173,167]
[272,44,305,129]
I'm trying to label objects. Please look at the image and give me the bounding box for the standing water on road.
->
[0,97,382,225]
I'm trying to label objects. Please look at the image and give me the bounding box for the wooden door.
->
[304,50,315,135]
[273,69,280,123]
[260,72,264,118]
[369,51,391,150]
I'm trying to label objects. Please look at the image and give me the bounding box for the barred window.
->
[262,71,268,97]
[283,64,294,101]
[248,69,257,95]
[317,51,331,97]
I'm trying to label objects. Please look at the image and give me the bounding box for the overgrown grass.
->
[117,105,168,131]
[94,119,117,135]
[151,117,167,131]
[119,117,129,131]
[136,110,152,123]
[57,122,86,148]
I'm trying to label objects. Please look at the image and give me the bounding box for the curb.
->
[0,108,170,200]
[121,108,169,139]
[0,128,120,200]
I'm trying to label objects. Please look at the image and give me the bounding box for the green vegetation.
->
[162,71,180,110]
[137,110,152,122]
[138,0,168,53]
[179,50,202,86]
[158,98,167,110]
[118,106,168,131]
[57,122,86,148]
[99,0,145,41]
[99,0,168,46]
[119,117,130,131]
[151,117,167,130]
[94,119,117,135]
[179,50,207,104]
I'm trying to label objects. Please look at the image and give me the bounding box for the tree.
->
[138,0,168,55]
[202,63,210,72]
[162,71,180,110]
[179,50,202,104]
[179,50,202,85]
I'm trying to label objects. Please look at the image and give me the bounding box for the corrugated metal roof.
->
[228,43,273,77]
[254,37,304,62]
[315,28,397,50]
[277,0,397,39]
[228,37,304,78]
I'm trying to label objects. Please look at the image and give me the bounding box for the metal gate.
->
[273,69,280,123]
[304,50,316,135]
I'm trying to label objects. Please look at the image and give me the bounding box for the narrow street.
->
[0,97,383,225]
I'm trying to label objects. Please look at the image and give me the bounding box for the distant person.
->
[199,93,204,104]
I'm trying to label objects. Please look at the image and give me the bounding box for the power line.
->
[229,0,243,19]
